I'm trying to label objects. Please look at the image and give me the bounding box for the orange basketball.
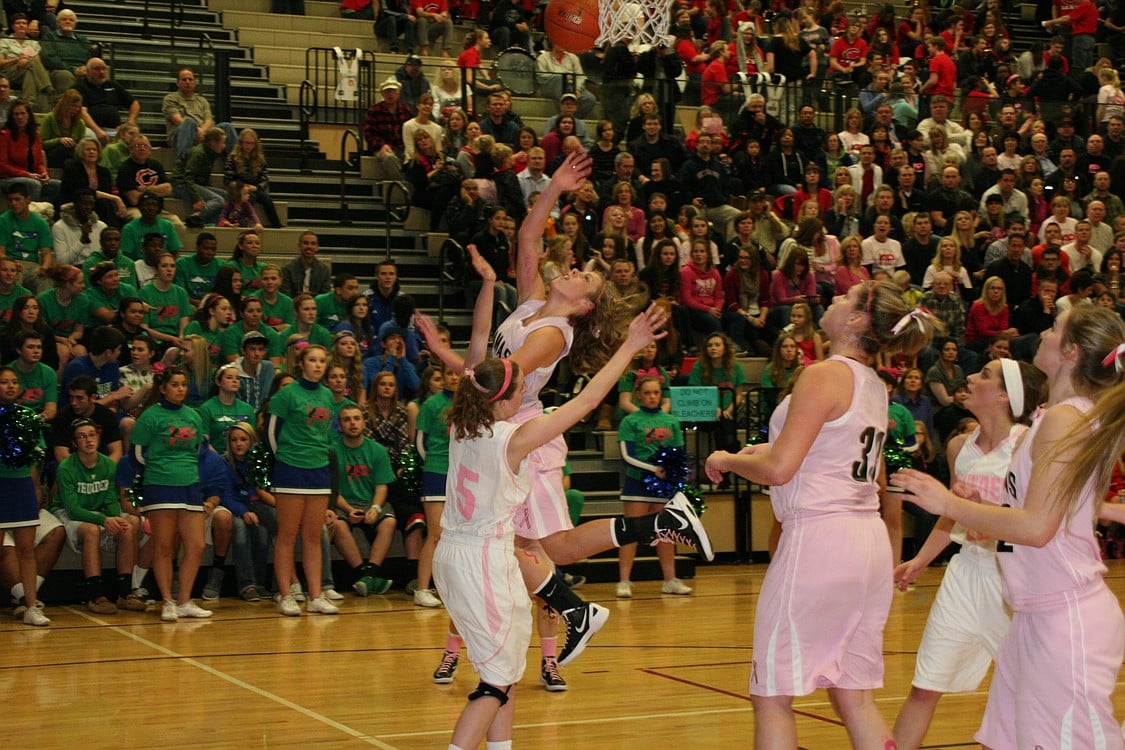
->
[544,0,601,54]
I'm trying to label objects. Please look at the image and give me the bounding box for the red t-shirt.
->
[1068,0,1099,35]
[409,0,447,14]
[457,47,481,69]
[929,51,956,97]
[829,37,869,69]
[701,59,729,106]
[677,38,706,74]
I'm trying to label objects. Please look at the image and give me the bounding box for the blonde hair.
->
[980,275,1008,312]
[931,237,963,274]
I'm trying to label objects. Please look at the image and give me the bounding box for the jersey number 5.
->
[852,426,887,483]
[453,465,480,520]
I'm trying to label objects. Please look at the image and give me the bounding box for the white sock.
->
[11,582,22,599]
[132,566,149,590]
[448,745,466,750]
[486,742,513,750]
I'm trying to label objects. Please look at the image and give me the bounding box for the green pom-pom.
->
[125,472,144,508]
[0,404,44,468]
[249,443,274,490]
[398,447,422,496]
[679,484,707,516]
[883,441,913,474]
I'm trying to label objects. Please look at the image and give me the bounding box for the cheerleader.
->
[891,358,1045,750]
[0,366,48,625]
[616,376,690,598]
[435,305,669,750]
[892,306,1125,749]
[706,282,941,749]
[130,366,210,622]
[264,343,339,617]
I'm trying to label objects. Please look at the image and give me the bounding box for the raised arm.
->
[415,246,496,373]
[516,149,592,303]
[507,304,666,468]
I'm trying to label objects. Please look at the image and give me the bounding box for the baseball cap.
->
[749,188,770,200]
[560,93,578,103]
[381,325,408,342]
[241,330,269,348]
[404,54,422,65]
[380,77,401,91]
[985,194,1004,205]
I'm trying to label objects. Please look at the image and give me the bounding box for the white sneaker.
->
[289,582,306,602]
[277,595,301,617]
[413,588,442,608]
[23,603,49,626]
[175,600,213,618]
[307,595,340,615]
[616,581,633,598]
[661,578,693,595]
[161,600,178,622]
[322,587,345,601]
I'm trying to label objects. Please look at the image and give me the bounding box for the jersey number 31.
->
[851,426,886,483]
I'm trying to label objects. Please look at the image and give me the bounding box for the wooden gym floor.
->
[3,560,1124,749]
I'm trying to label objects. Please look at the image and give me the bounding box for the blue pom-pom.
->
[643,446,692,498]
[0,404,44,468]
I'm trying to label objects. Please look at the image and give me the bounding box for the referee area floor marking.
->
[67,606,401,750]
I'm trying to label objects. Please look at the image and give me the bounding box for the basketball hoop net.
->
[595,0,673,51]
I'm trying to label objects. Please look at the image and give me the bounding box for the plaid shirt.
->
[919,290,966,346]
[363,101,412,153]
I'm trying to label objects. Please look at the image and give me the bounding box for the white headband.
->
[891,307,931,336]
[999,358,1024,420]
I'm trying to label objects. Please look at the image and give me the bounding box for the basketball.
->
[544,0,601,54]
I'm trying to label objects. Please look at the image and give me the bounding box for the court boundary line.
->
[67,607,401,750]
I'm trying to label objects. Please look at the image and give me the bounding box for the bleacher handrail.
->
[338,128,362,226]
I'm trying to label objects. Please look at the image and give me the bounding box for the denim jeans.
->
[232,500,277,592]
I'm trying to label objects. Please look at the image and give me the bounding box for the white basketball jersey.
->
[950,423,1026,550]
[492,299,573,422]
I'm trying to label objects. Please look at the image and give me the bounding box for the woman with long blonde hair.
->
[224,128,280,227]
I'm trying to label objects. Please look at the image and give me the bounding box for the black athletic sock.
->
[212,554,226,568]
[612,513,657,547]
[85,575,105,601]
[356,561,377,579]
[116,573,132,597]
[534,573,584,614]
[405,558,419,582]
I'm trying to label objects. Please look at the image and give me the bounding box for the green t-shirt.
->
[333,435,395,510]
[183,320,226,367]
[0,210,52,262]
[314,291,348,329]
[225,259,265,292]
[220,320,277,360]
[84,282,138,325]
[10,360,56,414]
[37,289,91,337]
[82,251,137,288]
[120,216,183,261]
[50,452,119,525]
[616,365,671,419]
[267,381,333,469]
[246,290,295,330]
[417,390,453,475]
[197,396,255,454]
[175,255,222,302]
[131,402,204,486]
[274,323,332,359]
[0,283,31,333]
[139,282,191,336]
[618,409,685,481]
[688,361,747,410]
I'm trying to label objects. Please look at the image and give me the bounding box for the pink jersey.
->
[767,355,887,521]
[492,299,573,423]
[999,397,1107,610]
[950,424,1025,550]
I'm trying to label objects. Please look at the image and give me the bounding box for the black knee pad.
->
[467,681,510,706]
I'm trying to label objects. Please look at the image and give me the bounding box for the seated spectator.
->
[59,137,125,227]
[768,245,819,331]
[98,123,137,183]
[0,13,63,112]
[218,181,262,230]
[170,127,228,227]
[52,188,104,267]
[162,68,237,159]
[138,252,192,351]
[536,44,596,119]
[232,330,274,410]
[340,0,375,19]
[375,0,414,54]
[456,30,502,101]
[924,338,966,408]
[219,421,276,601]
[40,88,83,168]
[362,326,419,397]
[923,235,974,293]
[86,260,139,328]
[405,130,459,231]
[40,9,94,83]
[410,0,454,57]
[488,0,530,51]
[49,373,123,463]
[0,182,52,290]
[224,128,281,228]
[402,92,442,163]
[119,192,183,261]
[73,57,139,144]
[0,100,58,202]
[175,232,222,305]
[1011,277,1058,360]
[9,328,54,419]
[115,135,177,220]
[965,275,1017,352]
[363,77,412,183]
[722,244,772,355]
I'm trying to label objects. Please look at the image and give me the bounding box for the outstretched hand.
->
[889,469,950,515]
[551,149,593,193]
[414,312,440,348]
[467,243,496,282]
[624,303,669,350]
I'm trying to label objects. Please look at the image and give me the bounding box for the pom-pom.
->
[883,440,913,475]
[642,446,691,498]
[398,447,422,497]
[745,425,769,446]
[125,472,144,508]
[248,442,274,490]
[0,404,44,468]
